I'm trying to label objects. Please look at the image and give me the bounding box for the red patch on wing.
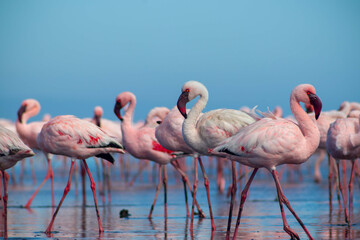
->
[89,135,100,144]
[77,139,83,144]
[241,146,245,152]
[57,130,64,136]
[152,141,174,155]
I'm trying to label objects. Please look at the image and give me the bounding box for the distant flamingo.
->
[15,99,54,208]
[0,125,35,237]
[114,92,197,219]
[326,112,360,226]
[36,115,124,233]
[212,84,322,240]
[177,80,256,234]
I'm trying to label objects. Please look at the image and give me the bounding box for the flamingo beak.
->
[114,101,123,122]
[17,104,27,123]
[177,91,189,119]
[308,93,322,120]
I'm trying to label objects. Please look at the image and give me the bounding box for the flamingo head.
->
[17,99,41,123]
[114,92,136,122]
[177,81,208,119]
[295,84,322,120]
[94,106,103,127]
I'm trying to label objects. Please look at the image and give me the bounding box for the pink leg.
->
[2,171,8,238]
[272,170,313,240]
[171,161,205,218]
[226,161,237,239]
[190,157,199,231]
[82,159,103,232]
[232,168,258,240]
[348,160,355,227]
[100,160,106,203]
[336,161,349,224]
[314,149,325,183]
[173,160,190,216]
[128,161,147,187]
[163,165,168,218]
[148,165,163,219]
[217,157,225,193]
[20,160,25,184]
[328,153,333,212]
[48,155,55,208]
[30,158,36,185]
[45,160,75,234]
[342,161,348,204]
[25,155,54,208]
[198,156,216,231]
[81,161,87,205]
[106,163,112,203]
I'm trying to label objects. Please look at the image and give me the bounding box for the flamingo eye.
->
[185,89,190,93]
[306,91,311,95]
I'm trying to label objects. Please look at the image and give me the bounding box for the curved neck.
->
[290,94,320,152]
[182,92,208,153]
[122,96,136,127]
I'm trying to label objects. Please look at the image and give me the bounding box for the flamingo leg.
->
[342,161,348,204]
[20,160,25,184]
[163,165,168,218]
[173,160,190,217]
[2,171,8,238]
[30,157,37,185]
[314,149,325,183]
[47,155,55,208]
[226,161,237,239]
[106,163,112,203]
[190,156,199,231]
[272,170,314,240]
[25,154,54,208]
[148,165,163,219]
[101,160,106,203]
[170,161,206,218]
[80,161,87,205]
[82,159,103,232]
[198,156,216,231]
[328,153,333,212]
[128,161,147,187]
[232,168,258,240]
[336,160,349,224]
[348,160,355,227]
[45,160,75,234]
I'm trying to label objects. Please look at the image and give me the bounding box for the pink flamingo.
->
[326,111,360,227]
[114,92,178,219]
[212,84,322,240]
[0,125,35,237]
[15,99,55,208]
[177,80,256,234]
[128,106,171,186]
[155,106,206,217]
[36,115,124,233]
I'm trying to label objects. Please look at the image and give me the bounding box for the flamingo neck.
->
[290,94,320,154]
[122,96,136,128]
[182,91,208,153]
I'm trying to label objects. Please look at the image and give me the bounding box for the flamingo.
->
[177,80,256,234]
[36,115,124,234]
[326,111,360,227]
[15,99,54,208]
[114,92,199,219]
[0,125,35,237]
[155,106,207,217]
[211,83,322,240]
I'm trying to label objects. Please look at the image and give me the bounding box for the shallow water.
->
[1,154,360,239]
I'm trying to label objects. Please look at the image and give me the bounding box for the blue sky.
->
[1,1,359,122]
